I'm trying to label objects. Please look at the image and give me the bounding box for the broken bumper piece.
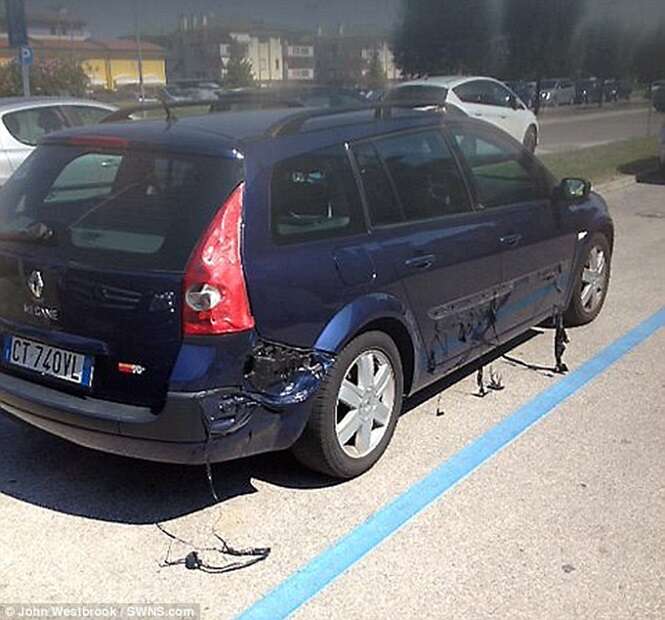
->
[0,343,335,465]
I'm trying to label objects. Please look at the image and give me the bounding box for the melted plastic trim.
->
[198,339,335,439]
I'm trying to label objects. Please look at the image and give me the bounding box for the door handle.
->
[500,234,522,247]
[405,254,436,271]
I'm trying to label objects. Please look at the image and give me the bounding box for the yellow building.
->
[0,36,166,91]
[86,39,166,90]
[0,9,165,91]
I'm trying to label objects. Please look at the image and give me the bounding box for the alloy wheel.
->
[335,349,396,459]
[580,245,607,313]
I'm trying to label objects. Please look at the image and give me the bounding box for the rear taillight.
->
[183,183,255,336]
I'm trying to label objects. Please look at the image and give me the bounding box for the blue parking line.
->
[237,307,665,620]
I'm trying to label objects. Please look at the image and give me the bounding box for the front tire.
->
[564,233,611,326]
[292,331,404,478]
[523,126,538,153]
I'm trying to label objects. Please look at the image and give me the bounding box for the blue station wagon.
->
[0,103,613,478]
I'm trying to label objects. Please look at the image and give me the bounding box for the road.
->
[538,103,661,153]
[1,178,665,619]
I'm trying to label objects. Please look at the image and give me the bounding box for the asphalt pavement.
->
[1,177,665,619]
[538,103,660,153]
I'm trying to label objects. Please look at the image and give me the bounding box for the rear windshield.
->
[385,85,448,106]
[0,144,244,270]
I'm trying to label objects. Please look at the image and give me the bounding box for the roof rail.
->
[102,98,220,123]
[266,99,451,138]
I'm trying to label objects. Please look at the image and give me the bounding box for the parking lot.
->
[1,176,664,618]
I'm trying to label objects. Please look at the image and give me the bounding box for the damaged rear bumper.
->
[0,343,334,465]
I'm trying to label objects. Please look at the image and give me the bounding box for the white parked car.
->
[659,123,665,175]
[385,76,540,152]
[0,98,116,185]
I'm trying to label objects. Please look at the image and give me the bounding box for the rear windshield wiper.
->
[0,222,55,243]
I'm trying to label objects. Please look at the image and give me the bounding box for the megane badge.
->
[27,270,45,300]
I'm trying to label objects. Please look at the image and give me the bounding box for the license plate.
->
[2,335,94,387]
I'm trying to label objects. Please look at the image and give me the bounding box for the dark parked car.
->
[505,81,537,109]
[654,85,665,113]
[575,79,632,105]
[614,80,633,101]
[0,103,613,478]
[575,79,602,104]
[650,80,665,103]
[602,79,632,103]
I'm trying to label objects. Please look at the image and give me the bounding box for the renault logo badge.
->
[27,270,45,300]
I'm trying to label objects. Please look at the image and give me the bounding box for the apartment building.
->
[171,16,314,85]
[282,38,316,81]
[316,26,401,85]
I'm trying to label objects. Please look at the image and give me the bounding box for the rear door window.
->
[366,130,471,224]
[0,144,244,270]
[488,81,514,108]
[3,106,69,146]
[454,80,492,105]
[271,145,365,243]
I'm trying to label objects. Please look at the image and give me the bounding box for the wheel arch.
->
[314,294,421,396]
[596,220,615,253]
[356,317,416,396]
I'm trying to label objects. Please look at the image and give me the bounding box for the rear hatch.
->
[0,136,243,410]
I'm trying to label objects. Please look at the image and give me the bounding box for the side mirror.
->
[559,177,591,203]
[509,94,519,110]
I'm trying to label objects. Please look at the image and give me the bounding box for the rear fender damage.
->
[198,340,335,438]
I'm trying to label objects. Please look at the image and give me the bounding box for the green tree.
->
[224,40,255,88]
[0,58,89,97]
[580,16,629,105]
[392,0,493,76]
[365,49,387,90]
[502,0,587,113]
[502,0,587,80]
[632,21,665,85]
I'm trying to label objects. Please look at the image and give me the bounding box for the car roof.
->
[394,76,504,90]
[44,106,461,157]
[0,97,117,113]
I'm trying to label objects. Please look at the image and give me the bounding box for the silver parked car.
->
[539,78,576,106]
[0,98,116,185]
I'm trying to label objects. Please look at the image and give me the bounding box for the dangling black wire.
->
[156,523,271,574]
[476,366,487,397]
[204,431,220,503]
[554,312,570,374]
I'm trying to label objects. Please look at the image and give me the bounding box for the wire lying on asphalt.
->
[156,522,271,574]
[475,364,505,398]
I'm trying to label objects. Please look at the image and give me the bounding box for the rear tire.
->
[564,233,611,327]
[292,331,403,479]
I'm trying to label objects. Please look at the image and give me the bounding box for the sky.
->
[28,0,403,37]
